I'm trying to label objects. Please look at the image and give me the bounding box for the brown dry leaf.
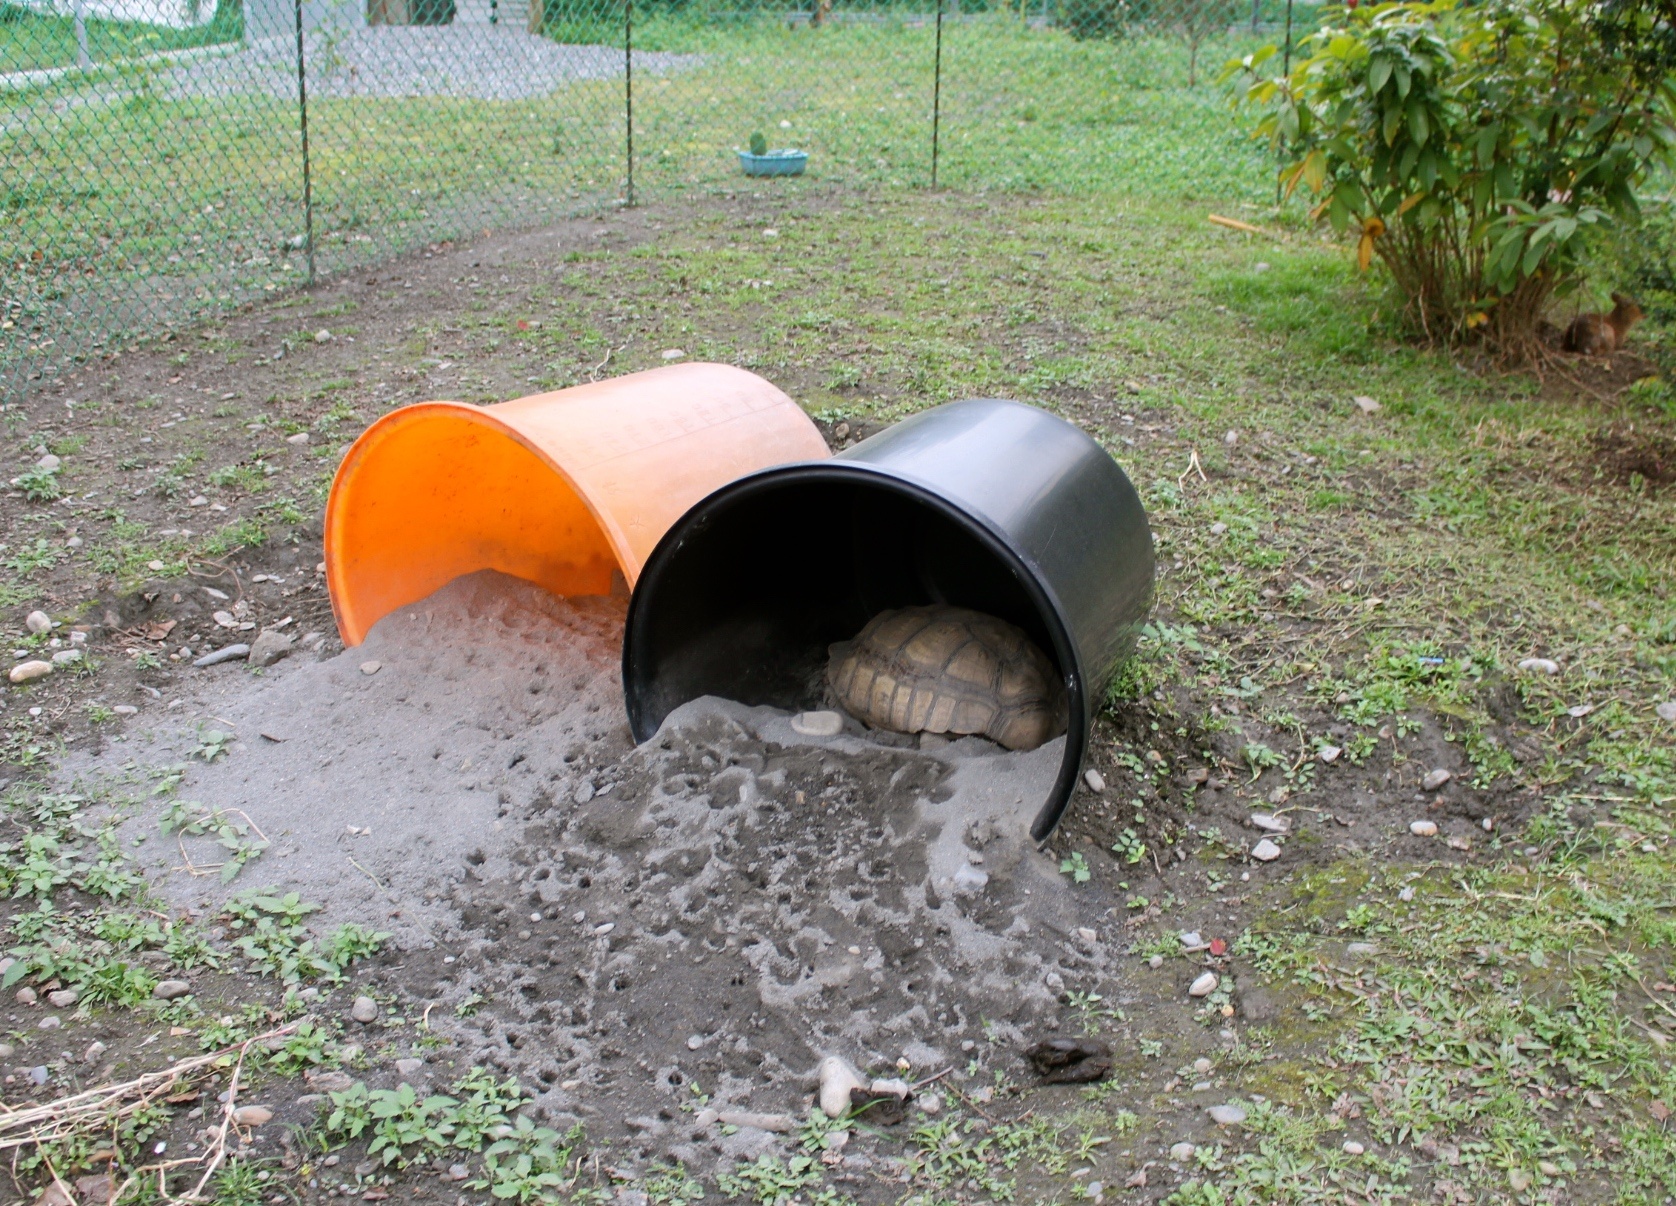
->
[143,620,177,641]
[1650,1100,1671,1122]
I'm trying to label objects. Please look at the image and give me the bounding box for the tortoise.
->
[827,605,1065,751]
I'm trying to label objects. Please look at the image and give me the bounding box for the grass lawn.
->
[0,10,1674,1202]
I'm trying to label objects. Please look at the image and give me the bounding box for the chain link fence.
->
[1,0,1320,400]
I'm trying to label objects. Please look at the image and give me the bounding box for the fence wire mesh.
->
[1,0,1317,400]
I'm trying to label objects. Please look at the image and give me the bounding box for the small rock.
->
[35,453,61,472]
[247,629,295,668]
[1179,931,1203,948]
[16,986,37,1005]
[1169,1142,1196,1162]
[1518,657,1560,675]
[394,1057,424,1078]
[818,1055,865,1118]
[790,710,842,737]
[1538,1160,1560,1177]
[1148,954,1164,969]
[359,660,381,675]
[1223,430,1238,446]
[305,1069,355,1092]
[919,1092,942,1115]
[0,1042,12,1058]
[350,995,378,1024]
[232,1105,272,1127]
[1398,885,1415,901]
[38,1015,61,1030]
[188,495,208,507]
[212,610,237,628]
[685,1034,704,1050]
[25,611,51,634]
[1346,942,1377,958]
[287,432,310,446]
[50,649,80,666]
[46,989,77,1008]
[716,1110,795,1133]
[1076,926,1098,944]
[1206,1103,1247,1126]
[147,560,165,572]
[193,644,249,667]
[1446,834,1472,852]
[660,348,686,361]
[152,979,192,1000]
[1409,820,1439,837]
[1189,972,1219,998]
[9,660,51,683]
[1248,813,1290,834]
[1657,701,1676,722]
[1353,395,1381,414]
[29,1065,49,1085]
[1317,745,1341,764]
[1422,768,1452,791]
[1509,1168,1532,1192]
[1343,1140,1364,1155]
[114,705,138,715]
[82,1040,106,1064]
[951,863,989,894]
[313,329,332,343]
[1023,1037,1110,1083]
[1209,521,1228,535]
[1083,768,1106,793]
[1250,839,1281,862]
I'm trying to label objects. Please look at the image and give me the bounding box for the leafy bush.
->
[1226,0,1676,356]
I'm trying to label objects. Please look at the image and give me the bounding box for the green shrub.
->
[1225,0,1676,357]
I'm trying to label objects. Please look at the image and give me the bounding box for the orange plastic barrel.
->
[324,363,831,646]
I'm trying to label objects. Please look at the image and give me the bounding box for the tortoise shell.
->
[827,605,1065,751]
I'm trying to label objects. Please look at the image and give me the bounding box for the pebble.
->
[1446,834,1472,852]
[448,1164,470,1181]
[153,979,192,1000]
[919,1092,942,1115]
[1353,395,1381,414]
[1343,1141,1364,1155]
[1538,1160,1560,1177]
[287,432,311,445]
[1169,1142,1196,1162]
[717,1111,795,1133]
[314,329,332,343]
[46,989,77,1008]
[147,560,165,571]
[1223,431,1238,446]
[9,660,51,683]
[0,1043,11,1058]
[1250,839,1281,862]
[1317,745,1341,764]
[350,995,378,1023]
[1658,701,1676,722]
[1206,1104,1247,1126]
[38,1015,61,1030]
[1248,813,1289,833]
[1346,942,1377,958]
[16,986,38,1004]
[790,710,843,737]
[83,1040,106,1064]
[193,644,249,667]
[25,611,51,634]
[660,348,686,360]
[1076,926,1098,944]
[818,1055,865,1118]
[685,1034,704,1050]
[1189,972,1219,998]
[1148,954,1164,969]
[212,610,238,628]
[395,1058,424,1077]
[1179,931,1203,947]
[114,705,137,715]
[1192,1057,1212,1074]
[1083,768,1106,793]
[1422,768,1452,791]
[248,630,295,668]
[951,863,989,893]
[35,453,61,472]
[29,1065,48,1085]
[359,660,382,676]
[1398,886,1415,901]
[232,1105,273,1127]
[1409,820,1438,837]
[50,649,80,666]
[1518,657,1560,675]
[1209,521,1228,535]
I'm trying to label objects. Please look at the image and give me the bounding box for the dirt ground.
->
[0,189,1659,1205]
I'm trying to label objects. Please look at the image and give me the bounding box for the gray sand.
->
[68,570,1128,1159]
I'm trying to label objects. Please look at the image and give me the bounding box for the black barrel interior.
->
[626,473,1070,738]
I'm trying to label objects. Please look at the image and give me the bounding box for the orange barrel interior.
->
[324,363,831,646]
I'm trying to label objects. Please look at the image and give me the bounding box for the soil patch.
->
[1588,421,1676,489]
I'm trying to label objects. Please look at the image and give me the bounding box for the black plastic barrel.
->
[622,398,1155,839]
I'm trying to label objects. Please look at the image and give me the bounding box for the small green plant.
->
[1060,850,1092,883]
[1111,828,1147,864]
[193,726,234,763]
[749,130,769,156]
[718,1155,823,1206]
[5,538,57,574]
[1242,742,1282,780]
[15,467,61,503]
[647,1163,707,1206]
[159,801,268,883]
[474,1116,586,1203]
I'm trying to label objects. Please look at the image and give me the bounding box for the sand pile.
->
[72,571,1135,1172]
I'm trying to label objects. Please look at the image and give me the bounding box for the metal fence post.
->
[625,0,635,207]
[72,0,91,70]
[931,0,943,188]
[293,0,317,284]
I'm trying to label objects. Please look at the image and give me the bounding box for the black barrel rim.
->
[624,458,1090,841]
